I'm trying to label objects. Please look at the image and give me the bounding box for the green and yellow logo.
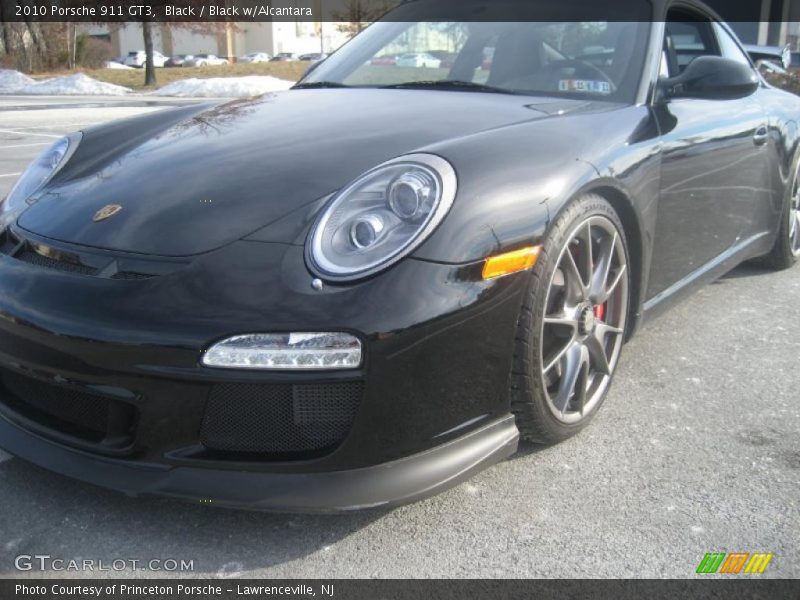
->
[696,552,774,574]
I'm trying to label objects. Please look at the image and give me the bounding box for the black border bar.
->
[1,0,761,23]
[1,580,799,600]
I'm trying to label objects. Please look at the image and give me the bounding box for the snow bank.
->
[0,69,35,91]
[0,68,294,98]
[22,73,131,95]
[151,75,293,98]
[0,70,131,95]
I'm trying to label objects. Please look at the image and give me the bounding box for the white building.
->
[707,0,800,48]
[84,21,350,60]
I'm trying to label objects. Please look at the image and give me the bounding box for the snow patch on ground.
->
[105,61,134,70]
[0,70,131,95]
[22,73,131,95]
[0,68,294,98]
[151,75,293,97]
[0,69,35,90]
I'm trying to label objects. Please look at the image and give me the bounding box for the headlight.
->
[0,133,81,227]
[306,153,457,281]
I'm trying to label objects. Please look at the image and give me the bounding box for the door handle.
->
[753,125,769,146]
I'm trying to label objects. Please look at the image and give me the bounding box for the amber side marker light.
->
[482,246,541,280]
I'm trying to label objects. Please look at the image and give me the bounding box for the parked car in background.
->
[396,52,442,68]
[271,53,300,62]
[436,52,459,69]
[744,44,791,71]
[184,54,229,67]
[124,50,168,68]
[371,54,397,66]
[165,55,193,68]
[299,53,328,62]
[239,52,271,63]
[757,59,789,76]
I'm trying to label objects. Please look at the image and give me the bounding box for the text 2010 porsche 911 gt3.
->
[0,0,798,511]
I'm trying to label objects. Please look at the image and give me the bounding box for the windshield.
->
[303,3,651,102]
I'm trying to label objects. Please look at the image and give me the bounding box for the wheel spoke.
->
[543,315,579,329]
[576,222,594,287]
[553,342,585,413]
[543,335,576,373]
[561,249,587,304]
[599,264,627,304]
[585,330,611,375]
[595,321,624,338]
[576,360,590,416]
[589,231,617,303]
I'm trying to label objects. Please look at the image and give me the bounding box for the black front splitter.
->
[0,413,519,513]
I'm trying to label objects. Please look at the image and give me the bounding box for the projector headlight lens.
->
[306,153,457,282]
[202,333,362,370]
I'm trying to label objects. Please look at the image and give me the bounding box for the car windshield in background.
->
[302,18,651,102]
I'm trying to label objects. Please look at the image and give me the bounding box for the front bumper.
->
[0,228,527,510]
[0,411,518,512]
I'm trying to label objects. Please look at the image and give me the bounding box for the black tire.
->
[760,166,799,270]
[510,194,630,444]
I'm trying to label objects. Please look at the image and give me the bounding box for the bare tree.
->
[142,21,156,85]
[332,0,399,38]
[0,17,68,72]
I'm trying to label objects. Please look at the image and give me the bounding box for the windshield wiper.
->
[378,80,519,95]
[293,81,351,89]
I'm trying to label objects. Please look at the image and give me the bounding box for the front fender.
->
[413,105,660,265]
[411,120,600,263]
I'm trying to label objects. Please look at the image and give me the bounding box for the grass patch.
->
[31,62,309,91]
[763,70,800,96]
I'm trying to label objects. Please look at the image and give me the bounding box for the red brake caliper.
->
[593,302,606,321]
[591,248,607,321]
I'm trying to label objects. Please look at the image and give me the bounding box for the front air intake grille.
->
[0,368,136,445]
[200,381,363,457]
[1,228,186,280]
[16,249,98,276]
[111,271,155,280]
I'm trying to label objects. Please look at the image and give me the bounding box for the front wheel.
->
[761,161,800,270]
[511,194,630,444]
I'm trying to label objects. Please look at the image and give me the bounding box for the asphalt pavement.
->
[0,95,797,579]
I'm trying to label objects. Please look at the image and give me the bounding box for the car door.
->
[646,10,771,299]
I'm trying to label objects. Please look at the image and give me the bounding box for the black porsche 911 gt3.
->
[0,0,798,511]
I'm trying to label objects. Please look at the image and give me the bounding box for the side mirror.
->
[661,56,760,101]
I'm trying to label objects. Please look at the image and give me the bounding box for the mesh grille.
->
[200,381,363,456]
[16,250,98,276]
[111,271,154,280]
[2,231,183,280]
[0,369,110,434]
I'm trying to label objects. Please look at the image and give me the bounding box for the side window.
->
[659,50,670,77]
[665,14,719,76]
[713,22,754,66]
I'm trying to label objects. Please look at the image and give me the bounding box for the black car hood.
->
[19,89,592,257]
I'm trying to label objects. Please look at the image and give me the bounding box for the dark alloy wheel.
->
[789,164,800,257]
[511,194,629,443]
[762,159,800,270]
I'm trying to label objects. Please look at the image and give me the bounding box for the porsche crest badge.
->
[93,204,123,223]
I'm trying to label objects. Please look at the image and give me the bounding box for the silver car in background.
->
[124,50,168,68]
